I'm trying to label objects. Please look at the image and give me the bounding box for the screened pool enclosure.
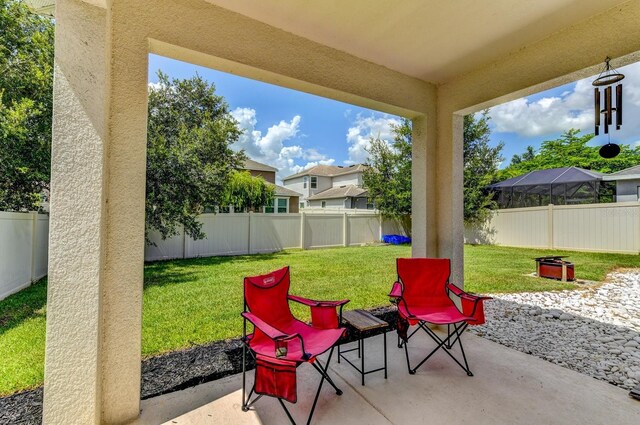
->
[489,167,615,209]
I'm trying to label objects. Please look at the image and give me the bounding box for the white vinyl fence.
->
[145,211,391,261]
[465,202,640,254]
[0,210,402,300]
[0,212,49,300]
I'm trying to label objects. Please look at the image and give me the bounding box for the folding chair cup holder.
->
[241,266,348,425]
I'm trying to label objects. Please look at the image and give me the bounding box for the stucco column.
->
[44,1,148,424]
[44,1,109,423]
[411,114,438,258]
[434,107,465,285]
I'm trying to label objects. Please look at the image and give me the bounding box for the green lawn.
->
[1,244,639,396]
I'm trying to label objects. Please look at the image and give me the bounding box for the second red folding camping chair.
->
[241,266,349,424]
[389,258,491,376]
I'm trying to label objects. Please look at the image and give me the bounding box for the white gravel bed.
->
[470,270,640,391]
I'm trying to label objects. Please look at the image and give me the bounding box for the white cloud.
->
[489,61,640,141]
[148,81,163,91]
[345,114,402,164]
[230,108,335,182]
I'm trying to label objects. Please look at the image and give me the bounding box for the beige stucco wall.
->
[46,1,437,424]
[47,0,640,423]
[44,1,108,424]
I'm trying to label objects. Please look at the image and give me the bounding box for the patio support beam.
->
[43,1,109,423]
[411,112,438,258]
[44,0,148,424]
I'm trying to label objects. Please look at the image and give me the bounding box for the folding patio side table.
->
[338,309,389,386]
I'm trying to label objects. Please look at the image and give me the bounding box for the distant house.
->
[281,164,372,209]
[242,159,302,213]
[602,165,640,202]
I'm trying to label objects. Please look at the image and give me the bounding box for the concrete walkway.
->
[132,333,639,425]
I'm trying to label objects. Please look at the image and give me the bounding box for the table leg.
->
[361,337,365,386]
[383,331,387,379]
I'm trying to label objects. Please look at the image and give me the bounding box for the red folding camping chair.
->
[389,258,491,376]
[241,266,349,425]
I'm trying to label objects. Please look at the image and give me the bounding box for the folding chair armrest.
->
[288,294,349,308]
[389,281,403,298]
[447,283,492,302]
[446,283,492,323]
[242,312,311,360]
[242,312,289,340]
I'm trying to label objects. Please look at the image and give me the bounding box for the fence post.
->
[300,211,306,249]
[378,216,383,241]
[548,204,554,249]
[182,225,187,259]
[248,212,253,255]
[30,212,38,283]
[343,212,348,246]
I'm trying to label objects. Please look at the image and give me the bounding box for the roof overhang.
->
[205,0,628,84]
[603,174,640,181]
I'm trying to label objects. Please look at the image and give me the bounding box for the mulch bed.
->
[0,306,397,425]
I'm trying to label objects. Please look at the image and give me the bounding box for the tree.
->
[364,113,503,234]
[364,119,412,236]
[498,129,640,181]
[146,71,247,242]
[463,111,503,224]
[0,0,54,211]
[222,170,275,212]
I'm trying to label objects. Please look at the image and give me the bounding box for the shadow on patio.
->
[131,332,639,425]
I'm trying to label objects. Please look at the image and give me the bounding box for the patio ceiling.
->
[206,0,628,83]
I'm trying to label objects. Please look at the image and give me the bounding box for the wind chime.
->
[593,57,624,158]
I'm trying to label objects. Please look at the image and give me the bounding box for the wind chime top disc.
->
[599,143,621,159]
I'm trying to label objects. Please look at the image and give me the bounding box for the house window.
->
[321,201,326,208]
[299,202,304,209]
[277,198,288,213]
[303,176,308,188]
[310,176,317,189]
[265,198,288,213]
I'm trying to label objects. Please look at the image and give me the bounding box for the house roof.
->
[307,185,368,200]
[602,165,640,181]
[282,164,367,181]
[271,184,302,197]
[489,167,604,189]
[243,159,278,173]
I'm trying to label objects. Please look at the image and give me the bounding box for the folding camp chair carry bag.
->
[255,356,298,404]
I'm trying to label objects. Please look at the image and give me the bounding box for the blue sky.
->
[149,54,640,178]
[149,54,401,181]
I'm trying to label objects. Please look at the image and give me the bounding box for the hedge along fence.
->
[0,211,49,300]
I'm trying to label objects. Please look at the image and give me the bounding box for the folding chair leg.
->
[456,327,473,376]
[307,347,339,425]
[312,358,342,396]
[242,342,249,411]
[277,399,297,425]
[404,339,414,374]
[405,322,474,376]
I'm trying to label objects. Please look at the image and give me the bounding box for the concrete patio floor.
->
[131,332,639,425]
